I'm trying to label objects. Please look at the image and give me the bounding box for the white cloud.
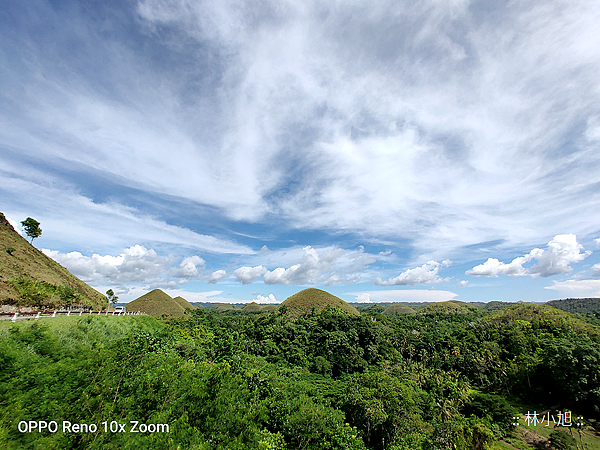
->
[169,255,205,278]
[6,216,23,236]
[44,245,174,285]
[458,280,468,287]
[262,245,376,286]
[1,172,254,256]
[346,289,458,303]
[355,293,373,303]
[232,265,267,284]
[374,260,451,286]
[3,0,600,268]
[545,279,600,298]
[207,269,228,284]
[466,234,590,278]
[591,263,600,277]
[256,294,278,304]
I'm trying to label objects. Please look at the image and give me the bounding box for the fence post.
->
[52,311,57,318]
[11,312,18,322]
[67,311,71,317]
[35,312,41,320]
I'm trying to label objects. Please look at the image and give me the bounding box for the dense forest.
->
[1,303,599,449]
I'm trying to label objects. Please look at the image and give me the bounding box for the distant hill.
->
[383,304,416,315]
[261,304,278,312]
[0,212,107,310]
[547,298,600,314]
[279,288,360,319]
[243,302,262,312]
[418,300,477,315]
[127,289,185,317]
[215,303,235,312]
[173,296,196,310]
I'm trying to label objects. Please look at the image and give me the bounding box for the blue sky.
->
[2,0,600,304]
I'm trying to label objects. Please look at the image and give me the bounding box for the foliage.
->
[106,289,119,306]
[1,302,600,449]
[7,277,88,308]
[20,217,42,244]
[549,429,577,450]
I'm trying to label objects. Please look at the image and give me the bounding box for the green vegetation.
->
[127,289,186,317]
[20,217,42,244]
[548,297,600,314]
[279,288,360,319]
[7,277,94,309]
[106,288,119,307]
[2,299,599,449]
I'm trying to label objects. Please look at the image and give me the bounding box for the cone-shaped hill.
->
[0,212,107,310]
[173,296,196,310]
[419,300,476,315]
[243,302,262,312]
[383,304,416,315]
[261,304,278,312]
[215,303,235,312]
[127,289,185,317]
[279,288,360,319]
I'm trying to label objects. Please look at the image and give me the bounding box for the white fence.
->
[1,310,145,322]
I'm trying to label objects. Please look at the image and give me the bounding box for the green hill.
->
[215,303,235,312]
[127,289,185,317]
[0,212,107,310]
[547,298,600,314]
[383,304,416,315]
[243,302,262,312]
[418,300,476,315]
[173,296,196,310]
[279,288,360,319]
[261,304,278,312]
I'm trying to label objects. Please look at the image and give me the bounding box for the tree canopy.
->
[20,217,42,244]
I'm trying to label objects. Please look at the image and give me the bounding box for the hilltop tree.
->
[21,217,42,244]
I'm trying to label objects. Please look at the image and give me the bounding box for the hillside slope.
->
[173,296,196,310]
[547,297,600,314]
[279,288,360,319]
[127,289,185,317]
[0,212,107,310]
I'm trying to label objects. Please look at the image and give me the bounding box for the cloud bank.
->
[466,234,590,278]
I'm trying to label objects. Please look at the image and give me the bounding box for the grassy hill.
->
[0,212,107,310]
[127,289,185,317]
[279,288,360,319]
[383,304,416,315]
[173,296,196,310]
[215,303,235,312]
[418,300,477,315]
[243,302,262,312]
[547,298,600,314]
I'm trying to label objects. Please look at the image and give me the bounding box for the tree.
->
[106,289,119,307]
[21,217,42,244]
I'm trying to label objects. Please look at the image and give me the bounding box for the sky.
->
[2,0,600,305]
